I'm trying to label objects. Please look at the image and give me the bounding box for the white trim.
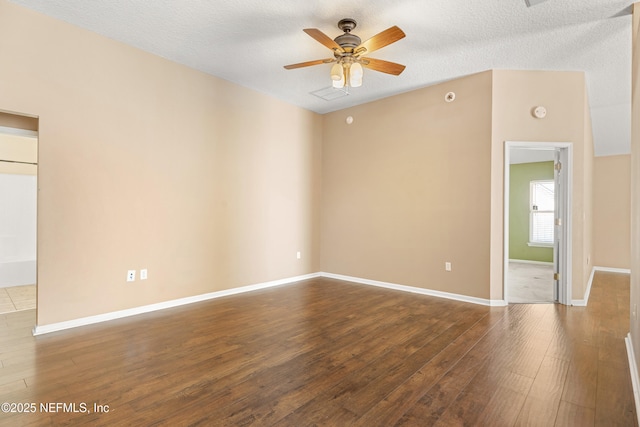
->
[33,272,321,335]
[320,272,507,307]
[593,266,631,274]
[0,259,37,288]
[0,125,37,138]
[504,142,573,305]
[527,242,554,248]
[33,269,516,336]
[572,268,595,306]
[509,259,554,266]
[626,333,640,427]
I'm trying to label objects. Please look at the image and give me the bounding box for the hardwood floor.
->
[0,272,636,426]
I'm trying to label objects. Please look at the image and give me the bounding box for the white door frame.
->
[503,141,573,305]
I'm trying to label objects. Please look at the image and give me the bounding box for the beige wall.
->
[321,71,494,299]
[582,86,595,297]
[630,3,640,375]
[321,69,593,302]
[491,70,593,301]
[0,1,322,325]
[593,155,631,269]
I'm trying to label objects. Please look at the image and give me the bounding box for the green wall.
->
[509,161,554,262]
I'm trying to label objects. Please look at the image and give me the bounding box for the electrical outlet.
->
[127,270,136,282]
[296,251,301,260]
[445,262,452,272]
[140,269,148,280]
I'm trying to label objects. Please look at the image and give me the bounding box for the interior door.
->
[553,149,562,303]
[505,142,572,305]
[553,148,569,304]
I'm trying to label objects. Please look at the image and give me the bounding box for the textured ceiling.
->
[8,0,634,156]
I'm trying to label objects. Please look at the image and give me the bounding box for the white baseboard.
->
[626,333,640,427]
[33,272,322,336]
[572,268,595,306]
[33,270,511,336]
[319,272,507,307]
[508,259,553,266]
[0,259,36,288]
[593,266,631,274]
[571,266,631,306]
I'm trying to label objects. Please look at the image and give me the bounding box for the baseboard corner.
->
[319,272,496,307]
[573,267,597,307]
[33,272,323,336]
[489,299,508,307]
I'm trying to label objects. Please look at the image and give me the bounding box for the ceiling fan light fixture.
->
[284,19,405,90]
[330,63,343,81]
[332,68,345,88]
[350,62,363,87]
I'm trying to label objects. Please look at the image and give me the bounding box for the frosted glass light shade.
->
[350,62,363,87]
[330,63,343,81]
[332,64,345,88]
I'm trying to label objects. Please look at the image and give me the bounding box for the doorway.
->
[0,115,38,315]
[504,142,572,305]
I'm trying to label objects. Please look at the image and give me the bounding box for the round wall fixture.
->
[445,92,456,102]
[346,116,354,124]
[532,106,547,119]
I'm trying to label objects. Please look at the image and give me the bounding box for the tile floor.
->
[0,285,36,314]
[507,261,554,303]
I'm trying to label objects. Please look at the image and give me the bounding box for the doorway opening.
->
[0,112,38,316]
[504,142,572,305]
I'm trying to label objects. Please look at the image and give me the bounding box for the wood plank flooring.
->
[0,272,636,426]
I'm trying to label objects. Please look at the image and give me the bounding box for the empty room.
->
[1,0,639,426]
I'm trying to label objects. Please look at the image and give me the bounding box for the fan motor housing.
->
[334,33,361,50]
[335,18,361,50]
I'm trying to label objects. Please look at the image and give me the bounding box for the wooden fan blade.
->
[361,57,406,75]
[303,28,344,52]
[284,59,333,70]
[355,26,405,55]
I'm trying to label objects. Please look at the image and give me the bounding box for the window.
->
[529,180,554,246]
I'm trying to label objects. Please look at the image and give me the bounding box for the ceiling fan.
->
[284,18,406,89]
